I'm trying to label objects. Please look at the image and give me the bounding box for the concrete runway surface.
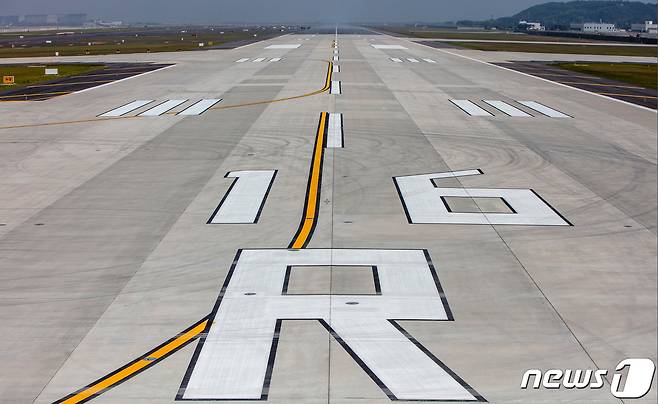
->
[0,26,656,404]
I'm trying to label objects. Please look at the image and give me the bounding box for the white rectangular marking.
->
[517,101,570,118]
[371,44,407,49]
[99,100,153,117]
[252,58,265,63]
[208,170,276,224]
[483,100,531,117]
[333,64,340,73]
[330,80,341,95]
[269,57,282,62]
[423,58,437,64]
[390,58,403,63]
[333,55,339,62]
[177,99,222,116]
[236,58,249,63]
[406,58,419,63]
[327,113,343,148]
[139,99,187,116]
[449,100,493,117]
[265,44,301,49]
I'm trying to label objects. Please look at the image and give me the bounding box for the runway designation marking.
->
[483,100,532,117]
[327,112,344,148]
[98,100,153,117]
[449,100,493,116]
[178,98,222,116]
[207,170,277,224]
[330,80,342,95]
[517,101,571,118]
[178,249,482,402]
[265,44,301,49]
[393,170,571,226]
[138,99,187,116]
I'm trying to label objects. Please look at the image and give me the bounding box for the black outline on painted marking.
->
[207,170,278,225]
[394,170,571,226]
[177,98,223,116]
[517,101,573,119]
[287,113,327,248]
[55,317,208,404]
[448,100,493,117]
[326,112,345,149]
[97,99,154,117]
[139,99,189,116]
[440,196,517,215]
[481,100,532,117]
[281,265,380,295]
[177,248,482,401]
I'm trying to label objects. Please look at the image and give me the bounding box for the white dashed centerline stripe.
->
[517,101,571,118]
[407,58,419,63]
[330,81,341,95]
[99,100,154,117]
[333,64,340,73]
[449,100,493,116]
[423,58,437,64]
[483,100,532,117]
[139,99,187,116]
[236,58,249,63]
[269,58,282,62]
[390,58,403,63]
[178,99,222,116]
[327,113,344,148]
[252,58,265,63]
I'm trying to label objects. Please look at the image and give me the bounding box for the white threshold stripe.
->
[390,58,403,63]
[407,58,419,63]
[178,99,222,116]
[483,100,532,117]
[139,99,187,116]
[269,57,282,62]
[208,170,276,224]
[99,100,153,117]
[236,58,249,63]
[330,81,341,95]
[327,112,343,148]
[252,58,265,63]
[517,101,571,118]
[423,58,437,64]
[450,100,493,116]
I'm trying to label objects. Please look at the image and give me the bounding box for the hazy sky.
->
[2,0,656,24]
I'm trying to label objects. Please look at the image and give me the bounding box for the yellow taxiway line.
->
[54,55,335,403]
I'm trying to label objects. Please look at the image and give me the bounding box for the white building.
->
[631,21,657,34]
[570,22,617,33]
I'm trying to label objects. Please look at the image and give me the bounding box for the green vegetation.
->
[0,64,105,89]
[552,62,657,89]
[377,27,591,42]
[450,41,657,57]
[459,0,657,30]
[0,27,285,58]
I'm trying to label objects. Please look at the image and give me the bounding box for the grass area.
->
[0,27,285,58]
[450,41,657,57]
[0,64,105,89]
[376,26,592,42]
[552,62,657,89]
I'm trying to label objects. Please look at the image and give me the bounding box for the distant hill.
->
[458,1,658,29]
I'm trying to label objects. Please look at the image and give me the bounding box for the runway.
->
[0,26,656,403]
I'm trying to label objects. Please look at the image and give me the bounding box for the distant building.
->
[518,20,545,31]
[58,13,87,26]
[631,21,657,34]
[0,15,19,26]
[570,22,617,33]
[23,14,49,25]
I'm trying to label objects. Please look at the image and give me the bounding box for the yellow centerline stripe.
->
[56,319,208,404]
[289,111,328,249]
[54,54,335,403]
